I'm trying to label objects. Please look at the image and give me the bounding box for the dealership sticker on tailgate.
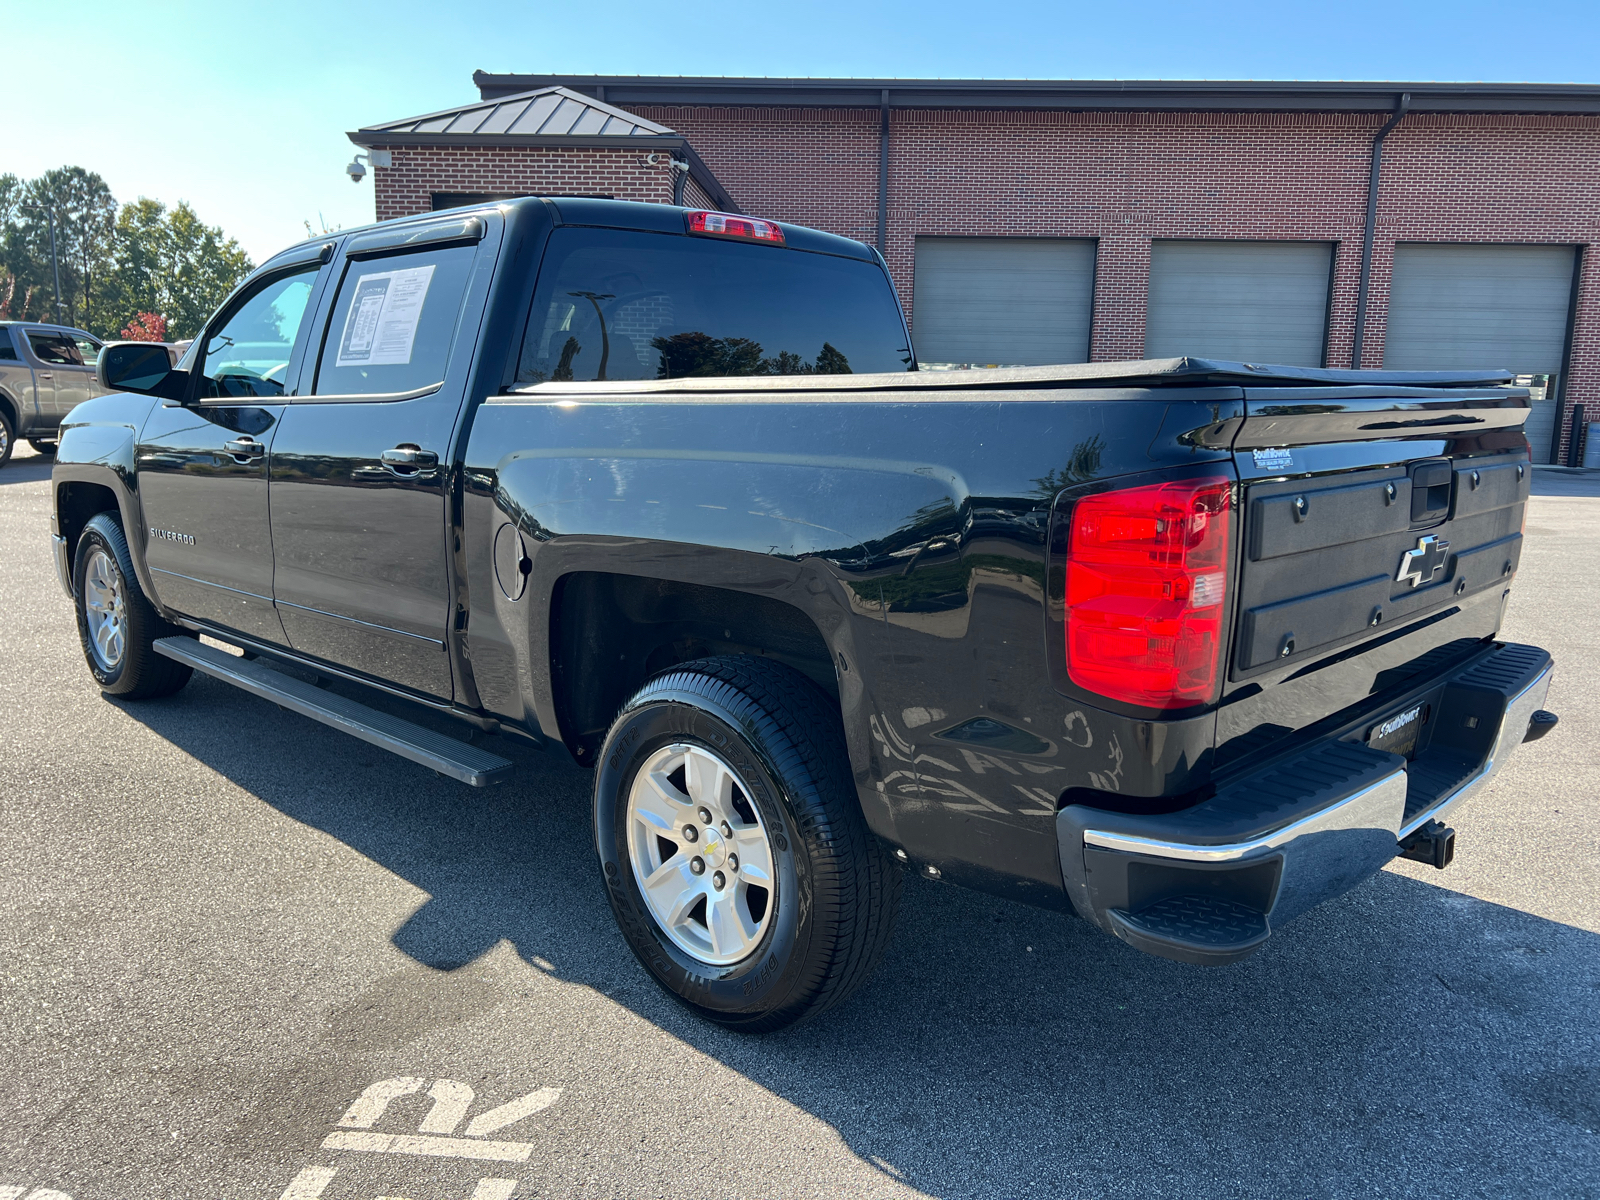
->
[1368,703,1427,759]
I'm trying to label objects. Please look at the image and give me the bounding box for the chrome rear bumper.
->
[1057,642,1553,966]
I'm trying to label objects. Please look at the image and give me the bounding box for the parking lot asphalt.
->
[1,442,1596,1200]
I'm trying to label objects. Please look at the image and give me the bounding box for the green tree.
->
[97,198,253,340]
[0,172,57,322]
[162,201,252,338]
[20,166,117,329]
[0,168,253,338]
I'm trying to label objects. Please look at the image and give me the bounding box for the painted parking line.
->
[277,1166,338,1199]
[0,1188,72,1200]
[375,1182,517,1200]
[280,1167,517,1200]
[320,1131,533,1163]
[277,1074,562,1198]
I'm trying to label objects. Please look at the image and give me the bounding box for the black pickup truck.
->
[53,197,1557,1031]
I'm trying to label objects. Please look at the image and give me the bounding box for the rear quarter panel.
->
[462,387,1241,904]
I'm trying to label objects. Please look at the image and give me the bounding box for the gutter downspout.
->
[877,89,890,254]
[1351,92,1410,368]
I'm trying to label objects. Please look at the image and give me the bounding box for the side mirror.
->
[99,341,188,400]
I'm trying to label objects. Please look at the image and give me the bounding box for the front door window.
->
[198,269,318,399]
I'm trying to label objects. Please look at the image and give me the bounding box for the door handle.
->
[223,437,266,460]
[38,372,52,379]
[380,445,439,476]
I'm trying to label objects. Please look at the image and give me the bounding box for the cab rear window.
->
[517,227,911,384]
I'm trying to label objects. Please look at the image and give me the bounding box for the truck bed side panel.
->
[463,390,1241,905]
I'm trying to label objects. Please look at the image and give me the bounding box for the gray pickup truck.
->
[55,198,1558,1031]
[0,321,111,464]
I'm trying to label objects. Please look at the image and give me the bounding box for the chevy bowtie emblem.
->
[1396,534,1450,588]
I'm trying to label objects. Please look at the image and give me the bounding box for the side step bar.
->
[154,637,514,787]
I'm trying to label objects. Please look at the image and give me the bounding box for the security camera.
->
[346,156,367,184]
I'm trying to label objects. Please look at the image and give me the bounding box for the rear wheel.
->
[594,656,900,1032]
[0,410,13,466]
[72,512,193,699]
[27,438,57,457]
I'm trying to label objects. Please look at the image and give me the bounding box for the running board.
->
[153,637,514,787]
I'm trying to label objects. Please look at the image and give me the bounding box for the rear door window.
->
[314,244,477,396]
[27,332,84,366]
[0,329,18,361]
[516,227,912,384]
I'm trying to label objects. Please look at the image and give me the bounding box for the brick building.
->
[350,76,1600,464]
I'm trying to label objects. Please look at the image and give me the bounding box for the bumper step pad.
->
[154,637,513,787]
[1107,895,1271,966]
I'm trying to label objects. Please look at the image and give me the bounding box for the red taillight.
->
[684,210,786,245]
[1066,476,1232,709]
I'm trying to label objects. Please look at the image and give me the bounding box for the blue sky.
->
[4,0,1595,262]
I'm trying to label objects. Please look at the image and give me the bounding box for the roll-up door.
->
[1145,240,1334,365]
[1385,243,1578,463]
[911,237,1096,368]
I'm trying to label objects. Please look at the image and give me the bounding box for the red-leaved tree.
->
[120,311,168,342]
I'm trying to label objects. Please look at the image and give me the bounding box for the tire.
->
[594,655,900,1032]
[72,511,193,699]
[0,409,13,466]
[28,438,57,457]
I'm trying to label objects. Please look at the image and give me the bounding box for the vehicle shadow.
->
[0,453,54,485]
[123,673,1600,1199]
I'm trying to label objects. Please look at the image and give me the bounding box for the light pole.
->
[19,203,64,323]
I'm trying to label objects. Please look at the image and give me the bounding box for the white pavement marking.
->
[0,1188,22,1199]
[24,1192,72,1200]
[420,1079,475,1134]
[463,1088,562,1137]
[372,1186,516,1200]
[277,1165,338,1199]
[322,1131,535,1162]
[338,1077,425,1128]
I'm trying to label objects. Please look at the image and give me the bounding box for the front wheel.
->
[72,512,193,699]
[594,656,900,1032]
[0,409,13,466]
[28,438,57,457]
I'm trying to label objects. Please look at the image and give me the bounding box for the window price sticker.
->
[336,265,436,367]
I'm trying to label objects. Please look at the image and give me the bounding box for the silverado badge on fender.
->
[1396,534,1450,588]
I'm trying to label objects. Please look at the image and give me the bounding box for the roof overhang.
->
[345,130,739,215]
[473,73,1600,115]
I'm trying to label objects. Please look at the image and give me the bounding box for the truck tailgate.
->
[1216,386,1533,774]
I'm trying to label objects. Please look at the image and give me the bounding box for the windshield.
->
[517,227,912,384]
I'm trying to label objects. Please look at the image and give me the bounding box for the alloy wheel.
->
[625,742,777,966]
[83,547,128,672]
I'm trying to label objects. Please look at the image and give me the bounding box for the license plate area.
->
[1368,702,1429,760]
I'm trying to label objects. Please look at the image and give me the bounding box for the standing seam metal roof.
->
[359,85,676,139]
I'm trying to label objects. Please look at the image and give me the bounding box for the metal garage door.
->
[1145,240,1333,365]
[1385,243,1578,463]
[912,237,1096,368]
